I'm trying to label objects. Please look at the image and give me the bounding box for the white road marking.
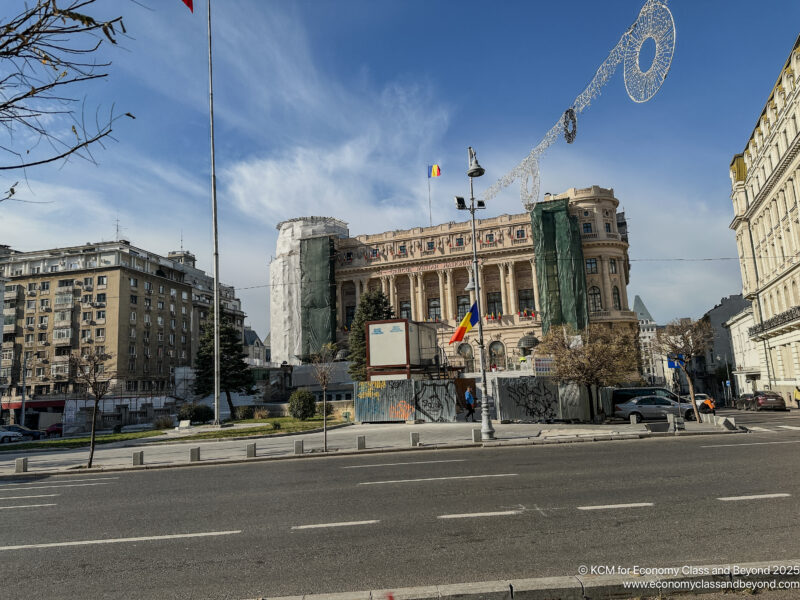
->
[577,502,654,511]
[0,504,56,510]
[359,474,518,485]
[291,520,380,530]
[0,483,112,492]
[777,425,800,430]
[438,510,521,519]
[746,426,776,432]
[717,493,791,502]
[0,494,59,500]
[702,440,800,448]
[0,530,241,551]
[342,459,466,469]
[0,477,119,486]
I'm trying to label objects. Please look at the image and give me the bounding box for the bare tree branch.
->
[70,348,116,468]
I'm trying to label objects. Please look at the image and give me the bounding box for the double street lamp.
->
[455,147,495,441]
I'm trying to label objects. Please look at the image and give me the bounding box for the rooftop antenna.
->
[180,230,184,251]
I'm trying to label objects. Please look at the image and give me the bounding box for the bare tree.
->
[653,318,714,422]
[311,343,337,452]
[0,0,130,188]
[538,324,639,421]
[70,348,115,468]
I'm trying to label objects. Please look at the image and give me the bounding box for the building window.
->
[96,293,106,303]
[345,306,356,329]
[398,245,407,255]
[457,295,471,320]
[485,233,494,243]
[585,258,598,274]
[130,311,137,322]
[129,277,137,287]
[517,289,535,312]
[583,210,589,217]
[588,286,602,312]
[426,241,435,251]
[455,237,464,247]
[97,276,107,286]
[609,259,617,274]
[399,301,411,320]
[427,298,441,321]
[40,281,50,291]
[39,299,49,309]
[613,286,621,310]
[583,223,592,234]
[486,292,502,315]
[130,295,138,305]
[605,222,612,233]
[516,229,525,239]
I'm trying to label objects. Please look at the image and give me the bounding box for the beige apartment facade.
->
[729,34,800,403]
[328,185,637,370]
[0,241,245,421]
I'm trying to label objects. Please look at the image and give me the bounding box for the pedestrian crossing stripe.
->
[776,425,800,430]
[748,426,776,432]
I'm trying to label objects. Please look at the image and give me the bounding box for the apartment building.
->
[271,185,638,368]
[0,241,245,421]
[729,34,800,403]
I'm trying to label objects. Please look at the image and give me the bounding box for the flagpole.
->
[427,169,432,227]
[207,0,221,425]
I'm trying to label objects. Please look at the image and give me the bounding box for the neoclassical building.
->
[270,186,638,369]
[729,34,800,403]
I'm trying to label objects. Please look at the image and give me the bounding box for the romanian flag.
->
[428,164,441,178]
[449,302,478,345]
[181,0,193,12]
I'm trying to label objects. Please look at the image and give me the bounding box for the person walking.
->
[464,386,476,422]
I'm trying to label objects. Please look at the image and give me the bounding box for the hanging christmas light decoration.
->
[483,0,676,211]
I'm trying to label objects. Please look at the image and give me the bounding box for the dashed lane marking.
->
[292,520,380,530]
[0,494,59,500]
[717,493,791,502]
[359,474,518,486]
[0,483,112,492]
[577,502,654,511]
[438,510,522,519]
[0,530,242,551]
[342,459,466,469]
[0,504,57,510]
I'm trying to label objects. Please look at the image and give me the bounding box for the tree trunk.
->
[322,385,327,452]
[586,384,595,422]
[87,397,99,468]
[683,367,702,423]
[225,389,236,421]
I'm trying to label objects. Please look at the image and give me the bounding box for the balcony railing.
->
[749,305,800,338]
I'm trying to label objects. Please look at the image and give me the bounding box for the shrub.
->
[271,420,281,431]
[253,407,270,420]
[316,400,334,417]
[235,406,254,420]
[177,403,214,424]
[153,415,174,429]
[112,423,123,434]
[289,388,316,421]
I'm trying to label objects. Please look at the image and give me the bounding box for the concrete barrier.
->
[472,429,481,443]
[189,447,200,462]
[178,420,191,429]
[246,443,256,458]
[410,432,420,447]
[15,458,27,473]
[132,451,144,466]
[629,415,638,425]
[294,440,304,455]
[357,435,366,450]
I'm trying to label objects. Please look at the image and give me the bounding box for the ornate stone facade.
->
[333,185,637,371]
[730,35,800,402]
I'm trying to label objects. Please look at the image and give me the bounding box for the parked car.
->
[45,422,63,438]
[612,387,683,405]
[745,391,787,411]
[614,395,696,423]
[680,393,716,414]
[734,393,753,410]
[1,424,45,440]
[0,427,25,444]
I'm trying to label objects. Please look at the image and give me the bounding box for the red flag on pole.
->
[181,0,193,12]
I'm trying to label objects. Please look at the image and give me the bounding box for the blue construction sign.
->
[667,354,685,369]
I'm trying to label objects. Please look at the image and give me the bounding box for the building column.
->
[445,268,455,321]
[529,258,541,312]
[477,264,487,316]
[468,266,476,307]
[335,283,344,330]
[407,274,416,320]
[599,255,613,310]
[380,276,388,297]
[354,278,362,308]
[436,271,445,321]
[508,262,518,315]
[498,263,509,315]
[416,273,426,320]
[389,275,397,315]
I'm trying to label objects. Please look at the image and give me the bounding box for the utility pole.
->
[19,353,28,427]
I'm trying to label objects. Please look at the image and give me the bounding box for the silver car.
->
[0,427,24,444]
[614,395,696,423]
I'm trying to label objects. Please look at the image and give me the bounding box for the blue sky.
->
[2,0,799,338]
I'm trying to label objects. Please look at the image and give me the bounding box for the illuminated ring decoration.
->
[563,108,577,143]
[623,1,675,103]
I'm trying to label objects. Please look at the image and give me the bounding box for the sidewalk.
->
[0,419,741,477]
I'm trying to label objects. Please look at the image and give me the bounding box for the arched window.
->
[588,286,602,312]
[488,341,506,370]
[612,286,621,310]
[457,343,474,372]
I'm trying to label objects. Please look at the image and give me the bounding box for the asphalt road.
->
[1,409,799,599]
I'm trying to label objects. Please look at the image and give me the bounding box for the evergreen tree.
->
[194,320,255,419]
[347,289,393,381]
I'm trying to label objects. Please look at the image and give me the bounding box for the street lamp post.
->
[456,147,495,441]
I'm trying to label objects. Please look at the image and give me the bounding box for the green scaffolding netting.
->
[531,199,588,335]
[299,236,336,360]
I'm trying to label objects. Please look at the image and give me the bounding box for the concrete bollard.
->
[190,447,200,462]
[15,457,27,473]
[246,443,256,458]
[294,440,304,455]
[630,415,638,425]
[410,432,420,447]
[472,429,481,443]
[132,451,144,466]
[357,435,366,450]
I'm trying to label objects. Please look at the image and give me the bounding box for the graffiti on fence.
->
[388,399,415,421]
[496,376,558,422]
[355,380,456,422]
[413,381,456,423]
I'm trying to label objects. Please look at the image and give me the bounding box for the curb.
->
[0,425,746,480]
[246,559,800,600]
